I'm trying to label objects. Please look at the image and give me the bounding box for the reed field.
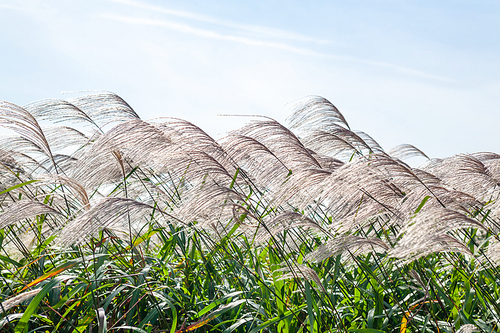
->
[0,93,499,332]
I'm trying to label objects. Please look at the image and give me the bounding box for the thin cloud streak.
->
[365,61,456,83]
[102,13,455,83]
[107,0,330,44]
[100,13,323,56]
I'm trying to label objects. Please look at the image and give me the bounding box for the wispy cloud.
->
[366,60,456,83]
[100,13,324,56]
[101,12,454,83]
[107,0,330,45]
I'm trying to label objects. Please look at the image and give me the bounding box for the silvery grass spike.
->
[277,264,326,293]
[399,186,481,224]
[387,143,429,161]
[55,197,174,247]
[298,126,374,161]
[24,92,139,130]
[233,117,322,171]
[408,269,430,300]
[65,92,140,127]
[69,119,174,190]
[156,117,237,172]
[0,101,55,165]
[36,174,90,209]
[304,234,389,263]
[0,200,61,230]
[390,208,486,263]
[456,324,479,333]
[286,95,350,131]
[485,238,500,265]
[42,126,90,152]
[0,288,41,312]
[176,183,246,229]
[219,134,290,190]
[423,154,500,200]
[254,211,323,245]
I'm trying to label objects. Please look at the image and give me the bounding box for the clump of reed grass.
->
[0,92,499,332]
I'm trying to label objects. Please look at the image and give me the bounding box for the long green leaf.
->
[0,180,39,196]
[15,275,72,333]
[249,304,307,333]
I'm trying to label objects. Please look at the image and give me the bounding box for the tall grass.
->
[0,93,499,332]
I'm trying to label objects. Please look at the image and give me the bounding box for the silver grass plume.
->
[473,152,500,181]
[233,117,321,171]
[55,197,163,247]
[387,144,429,161]
[156,118,226,157]
[0,314,24,329]
[387,144,429,160]
[0,136,47,157]
[471,152,500,162]
[367,153,435,193]
[0,288,42,312]
[277,264,326,292]
[0,146,46,172]
[353,130,384,153]
[485,199,500,231]
[41,126,90,152]
[310,152,344,170]
[36,174,90,209]
[456,324,479,333]
[71,118,237,191]
[0,200,61,230]
[107,174,171,211]
[398,186,480,221]
[219,134,290,190]
[25,98,97,126]
[410,168,442,187]
[176,183,246,229]
[408,269,430,300]
[64,92,139,127]
[272,155,404,233]
[71,151,130,191]
[0,148,18,167]
[305,235,389,263]
[272,168,332,209]
[167,148,236,188]
[285,97,386,160]
[0,150,33,191]
[254,212,323,245]
[423,154,500,200]
[0,101,54,162]
[485,238,500,265]
[310,156,404,230]
[0,148,48,175]
[298,127,374,161]
[38,154,79,175]
[389,208,486,262]
[156,118,239,180]
[70,119,171,189]
[286,96,350,131]
[396,234,473,264]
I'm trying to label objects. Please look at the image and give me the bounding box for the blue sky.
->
[1,0,499,160]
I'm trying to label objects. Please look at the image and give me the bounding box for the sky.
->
[0,0,499,161]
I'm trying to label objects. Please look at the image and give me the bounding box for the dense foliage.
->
[0,93,499,332]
